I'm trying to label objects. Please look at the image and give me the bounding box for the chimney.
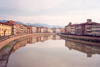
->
[68,22,72,26]
[87,19,92,23]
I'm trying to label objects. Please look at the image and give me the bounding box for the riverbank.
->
[61,36,100,47]
[0,33,54,49]
[0,33,54,67]
[59,34,100,43]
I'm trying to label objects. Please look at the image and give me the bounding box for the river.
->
[7,35,100,67]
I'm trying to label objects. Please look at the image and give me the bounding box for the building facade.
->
[47,28,53,33]
[26,26,32,34]
[91,24,100,36]
[37,27,41,33]
[0,22,12,36]
[52,28,61,33]
[7,20,20,35]
[20,24,27,35]
[65,22,72,34]
[40,27,44,33]
[32,26,37,33]
[65,19,100,36]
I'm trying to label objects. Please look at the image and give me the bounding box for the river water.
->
[7,35,100,67]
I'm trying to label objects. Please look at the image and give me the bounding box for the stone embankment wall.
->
[0,33,54,49]
[60,34,100,43]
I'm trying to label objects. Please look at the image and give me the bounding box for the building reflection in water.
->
[52,35,61,40]
[65,40,100,57]
[11,39,28,53]
[11,35,60,53]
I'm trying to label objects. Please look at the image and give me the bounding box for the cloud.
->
[0,0,63,11]
[0,0,100,26]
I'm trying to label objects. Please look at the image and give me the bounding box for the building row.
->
[65,19,100,36]
[0,20,65,36]
[52,28,65,34]
[0,20,54,36]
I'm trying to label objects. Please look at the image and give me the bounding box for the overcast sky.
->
[0,0,100,26]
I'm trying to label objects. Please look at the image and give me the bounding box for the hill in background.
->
[0,20,64,28]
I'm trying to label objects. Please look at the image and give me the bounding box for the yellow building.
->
[47,28,53,33]
[40,27,44,33]
[49,29,53,33]
[0,22,12,36]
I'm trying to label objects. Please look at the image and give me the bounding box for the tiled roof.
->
[7,20,16,25]
[0,22,13,26]
[80,22,98,25]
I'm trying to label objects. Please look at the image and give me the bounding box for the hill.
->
[0,20,64,28]
[25,23,64,28]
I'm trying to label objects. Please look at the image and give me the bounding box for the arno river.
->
[7,35,100,67]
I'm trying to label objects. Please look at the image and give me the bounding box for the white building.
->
[32,26,37,33]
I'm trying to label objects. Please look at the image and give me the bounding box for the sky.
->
[0,0,100,26]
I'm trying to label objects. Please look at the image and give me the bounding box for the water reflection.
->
[7,35,100,67]
[65,39,100,57]
[52,35,61,40]
[11,35,60,53]
[11,39,27,53]
[10,35,100,58]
